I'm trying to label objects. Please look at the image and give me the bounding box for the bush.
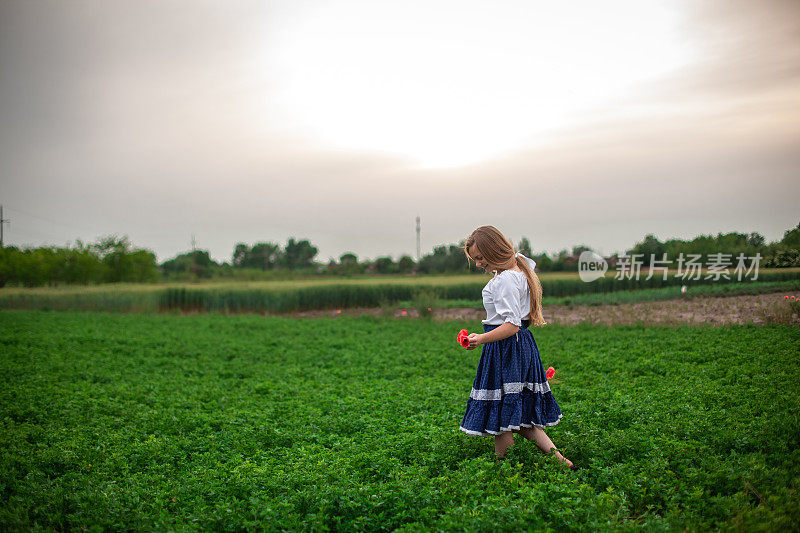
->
[412,288,440,320]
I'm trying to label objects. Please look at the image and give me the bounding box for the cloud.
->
[664,0,800,99]
[0,0,798,263]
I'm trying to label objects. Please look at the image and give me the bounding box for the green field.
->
[1,311,799,531]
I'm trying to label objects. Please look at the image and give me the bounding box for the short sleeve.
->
[492,275,523,327]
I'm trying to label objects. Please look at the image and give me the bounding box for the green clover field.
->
[1,311,799,531]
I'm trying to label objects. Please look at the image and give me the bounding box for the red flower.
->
[786,296,790,299]
[546,366,556,380]
[457,329,470,348]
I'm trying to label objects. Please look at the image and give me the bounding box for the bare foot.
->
[550,450,573,468]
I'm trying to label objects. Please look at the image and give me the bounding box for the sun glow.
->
[269,1,692,169]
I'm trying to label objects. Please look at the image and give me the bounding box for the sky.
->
[1,0,798,264]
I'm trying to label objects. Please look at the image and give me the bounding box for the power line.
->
[3,205,97,235]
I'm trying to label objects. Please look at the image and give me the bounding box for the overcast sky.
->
[1,0,798,264]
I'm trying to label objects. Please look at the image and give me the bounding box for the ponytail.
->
[516,255,547,327]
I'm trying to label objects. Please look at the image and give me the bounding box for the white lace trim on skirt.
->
[459,414,563,436]
[469,381,551,401]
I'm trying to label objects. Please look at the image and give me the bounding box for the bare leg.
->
[513,426,573,468]
[494,431,514,460]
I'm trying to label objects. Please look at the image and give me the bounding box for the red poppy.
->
[457,329,470,348]
[546,366,556,380]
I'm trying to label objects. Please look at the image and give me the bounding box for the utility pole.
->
[0,205,9,248]
[191,234,197,276]
[415,215,421,262]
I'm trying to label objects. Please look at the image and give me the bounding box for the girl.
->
[459,225,576,470]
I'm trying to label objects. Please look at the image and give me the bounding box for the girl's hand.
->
[466,333,482,350]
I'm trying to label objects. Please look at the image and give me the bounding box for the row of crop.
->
[2,269,798,313]
[0,290,158,313]
[157,270,799,313]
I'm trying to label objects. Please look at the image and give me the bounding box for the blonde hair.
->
[464,225,547,327]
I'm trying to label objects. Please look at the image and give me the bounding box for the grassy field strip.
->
[0,273,546,295]
[3,267,799,295]
[1,311,798,530]
[2,270,799,314]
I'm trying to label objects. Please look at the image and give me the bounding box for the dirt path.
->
[290,291,800,326]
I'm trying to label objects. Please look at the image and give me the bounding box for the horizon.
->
[1,219,790,266]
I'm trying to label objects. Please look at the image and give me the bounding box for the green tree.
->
[418,245,448,274]
[418,242,469,273]
[337,252,362,276]
[232,242,282,270]
[517,237,533,257]
[373,256,395,274]
[747,232,766,248]
[93,235,134,282]
[232,243,250,268]
[128,250,159,282]
[282,238,318,270]
[63,240,104,284]
[339,252,358,265]
[571,245,593,257]
[17,247,39,285]
[629,234,667,266]
[532,252,553,271]
[397,255,415,274]
[0,246,19,286]
[780,222,800,248]
[161,250,217,279]
[249,242,281,270]
[550,249,571,271]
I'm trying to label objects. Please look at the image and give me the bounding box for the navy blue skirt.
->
[459,319,563,436]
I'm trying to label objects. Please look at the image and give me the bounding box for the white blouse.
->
[481,253,537,326]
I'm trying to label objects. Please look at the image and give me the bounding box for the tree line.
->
[1,223,798,286]
[0,236,157,287]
